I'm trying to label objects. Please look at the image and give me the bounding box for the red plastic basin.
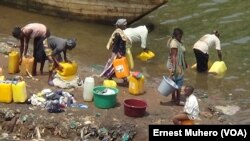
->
[124,99,147,117]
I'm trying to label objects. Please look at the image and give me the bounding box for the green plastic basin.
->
[93,86,119,109]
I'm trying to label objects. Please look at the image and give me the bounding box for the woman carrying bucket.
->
[165,28,188,106]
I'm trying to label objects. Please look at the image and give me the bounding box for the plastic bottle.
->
[83,76,95,101]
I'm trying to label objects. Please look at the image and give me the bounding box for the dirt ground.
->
[0,48,227,141]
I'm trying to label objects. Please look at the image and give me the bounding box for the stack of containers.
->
[0,80,27,103]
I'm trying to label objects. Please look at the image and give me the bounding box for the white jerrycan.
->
[83,76,95,101]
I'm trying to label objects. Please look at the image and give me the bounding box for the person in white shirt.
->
[172,85,199,125]
[123,23,154,52]
[193,30,222,72]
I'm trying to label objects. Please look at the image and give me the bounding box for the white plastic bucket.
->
[157,76,179,96]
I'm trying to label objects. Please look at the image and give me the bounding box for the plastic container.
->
[12,81,27,103]
[157,76,178,96]
[181,120,194,125]
[126,47,134,69]
[137,51,155,61]
[208,61,227,75]
[20,56,34,76]
[103,80,117,88]
[124,99,147,117]
[58,61,78,76]
[93,86,119,109]
[129,75,144,95]
[113,57,130,78]
[8,51,19,74]
[20,56,34,75]
[0,82,12,103]
[83,76,95,101]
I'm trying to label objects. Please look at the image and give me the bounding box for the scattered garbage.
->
[28,89,77,113]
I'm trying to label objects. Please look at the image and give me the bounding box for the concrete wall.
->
[0,0,167,24]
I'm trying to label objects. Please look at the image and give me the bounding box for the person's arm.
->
[214,36,222,61]
[63,49,71,63]
[141,31,148,51]
[184,51,189,69]
[24,37,30,56]
[19,37,24,64]
[171,48,178,74]
[23,29,33,56]
[217,50,222,61]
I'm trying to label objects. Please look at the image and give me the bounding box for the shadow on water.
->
[1,0,250,123]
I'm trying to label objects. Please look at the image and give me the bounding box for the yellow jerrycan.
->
[208,61,227,75]
[20,56,34,76]
[0,68,4,81]
[129,72,145,95]
[113,57,130,79]
[0,81,13,103]
[8,51,20,74]
[126,47,134,69]
[57,61,78,76]
[12,81,27,103]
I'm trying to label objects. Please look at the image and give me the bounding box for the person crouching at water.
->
[100,18,129,86]
[12,23,50,75]
[43,36,76,86]
[172,85,199,125]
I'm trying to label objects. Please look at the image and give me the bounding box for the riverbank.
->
[0,47,229,141]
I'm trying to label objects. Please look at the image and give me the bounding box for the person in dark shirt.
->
[43,36,76,86]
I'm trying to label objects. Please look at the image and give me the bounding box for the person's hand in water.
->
[143,48,149,53]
